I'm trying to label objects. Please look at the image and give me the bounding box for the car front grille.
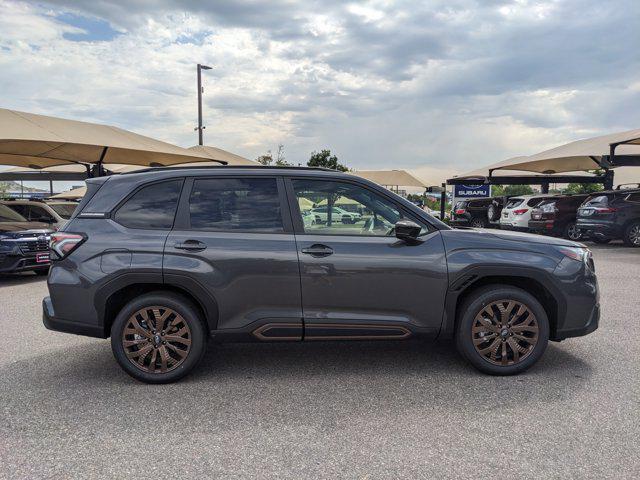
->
[18,240,49,253]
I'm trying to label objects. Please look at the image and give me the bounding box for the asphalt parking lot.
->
[1,244,639,479]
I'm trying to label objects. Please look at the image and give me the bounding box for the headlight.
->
[557,246,588,262]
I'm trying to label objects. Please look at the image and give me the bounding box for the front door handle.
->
[301,244,333,257]
[174,240,207,251]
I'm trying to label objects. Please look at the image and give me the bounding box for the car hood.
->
[446,227,584,248]
[0,222,53,235]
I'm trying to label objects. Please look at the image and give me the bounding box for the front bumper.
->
[0,252,50,273]
[42,296,106,338]
[553,303,599,340]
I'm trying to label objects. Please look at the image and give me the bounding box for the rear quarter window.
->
[114,180,183,229]
[583,195,609,206]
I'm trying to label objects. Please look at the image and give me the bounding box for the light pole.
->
[196,63,212,145]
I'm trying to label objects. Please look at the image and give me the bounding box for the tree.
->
[563,183,603,195]
[491,185,534,197]
[256,144,290,166]
[307,149,348,171]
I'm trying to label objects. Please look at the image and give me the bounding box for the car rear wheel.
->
[563,222,582,241]
[623,221,640,247]
[110,292,207,384]
[470,217,487,228]
[455,285,549,375]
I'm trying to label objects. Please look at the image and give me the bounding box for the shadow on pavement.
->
[0,338,593,430]
[0,271,47,286]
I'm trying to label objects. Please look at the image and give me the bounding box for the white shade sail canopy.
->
[188,145,257,165]
[353,170,429,188]
[486,129,640,175]
[50,186,86,199]
[0,108,221,169]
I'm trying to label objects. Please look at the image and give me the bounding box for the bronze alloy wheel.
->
[472,300,539,366]
[121,306,192,374]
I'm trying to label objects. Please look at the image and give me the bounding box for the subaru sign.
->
[454,184,491,198]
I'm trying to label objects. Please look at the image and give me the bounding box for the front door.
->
[164,176,302,340]
[287,177,448,340]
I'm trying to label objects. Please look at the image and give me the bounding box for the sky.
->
[1,0,640,189]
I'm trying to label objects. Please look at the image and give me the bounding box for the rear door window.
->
[626,193,640,203]
[114,180,182,229]
[188,178,284,232]
[505,198,524,209]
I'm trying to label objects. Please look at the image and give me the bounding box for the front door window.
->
[292,179,420,236]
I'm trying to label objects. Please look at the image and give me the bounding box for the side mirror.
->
[395,219,421,241]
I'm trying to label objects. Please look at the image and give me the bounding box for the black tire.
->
[455,285,549,375]
[110,292,207,384]
[622,220,640,247]
[592,237,611,244]
[470,217,487,228]
[33,268,49,276]
[563,221,582,241]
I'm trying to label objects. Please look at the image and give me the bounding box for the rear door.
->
[286,176,448,340]
[164,176,302,339]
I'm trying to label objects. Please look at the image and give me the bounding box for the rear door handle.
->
[301,244,333,257]
[174,240,207,251]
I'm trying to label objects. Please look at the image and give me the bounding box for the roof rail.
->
[121,165,338,175]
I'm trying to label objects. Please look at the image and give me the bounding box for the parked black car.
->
[529,194,589,240]
[451,197,505,228]
[576,187,640,246]
[43,167,599,383]
[0,204,53,275]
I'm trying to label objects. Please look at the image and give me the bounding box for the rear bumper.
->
[42,296,106,338]
[576,221,619,238]
[450,218,471,227]
[498,223,529,232]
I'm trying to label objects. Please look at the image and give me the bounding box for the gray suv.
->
[43,167,600,383]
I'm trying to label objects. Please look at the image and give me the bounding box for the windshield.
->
[48,202,77,219]
[0,204,28,222]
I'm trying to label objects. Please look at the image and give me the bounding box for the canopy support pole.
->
[541,181,549,194]
[49,179,53,195]
[94,147,108,177]
[440,183,446,220]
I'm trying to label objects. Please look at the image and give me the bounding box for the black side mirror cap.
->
[395,219,421,241]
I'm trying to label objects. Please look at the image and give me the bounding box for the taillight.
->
[50,233,86,260]
[594,207,616,214]
[455,209,466,215]
[513,208,529,215]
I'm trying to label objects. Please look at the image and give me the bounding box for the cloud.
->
[0,0,639,185]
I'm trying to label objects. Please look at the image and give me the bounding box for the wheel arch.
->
[96,274,219,337]
[441,268,563,341]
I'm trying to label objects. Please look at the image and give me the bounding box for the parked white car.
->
[311,206,361,224]
[301,210,321,228]
[499,195,555,231]
[1,200,77,230]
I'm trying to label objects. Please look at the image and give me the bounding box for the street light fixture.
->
[195,63,212,145]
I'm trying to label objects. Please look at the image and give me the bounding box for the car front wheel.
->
[456,285,549,375]
[111,292,207,384]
